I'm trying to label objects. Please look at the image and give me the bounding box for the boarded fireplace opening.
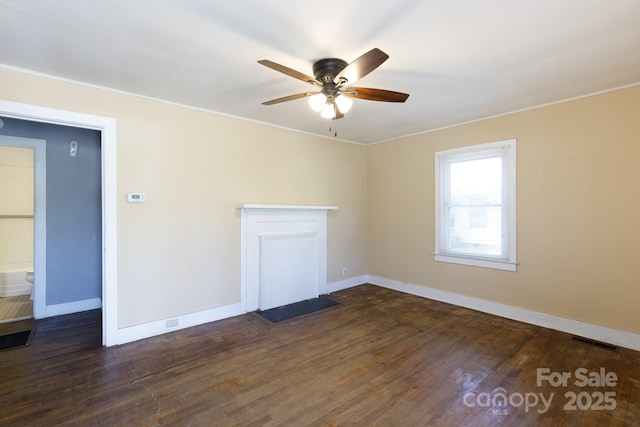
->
[239,204,337,311]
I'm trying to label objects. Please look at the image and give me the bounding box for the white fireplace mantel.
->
[239,204,337,312]
[238,204,338,211]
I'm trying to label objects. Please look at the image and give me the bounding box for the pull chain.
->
[329,122,338,138]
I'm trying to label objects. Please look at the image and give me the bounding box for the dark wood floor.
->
[1,284,639,426]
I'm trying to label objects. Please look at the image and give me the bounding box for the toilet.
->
[25,271,34,300]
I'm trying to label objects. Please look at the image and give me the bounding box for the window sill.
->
[434,253,517,272]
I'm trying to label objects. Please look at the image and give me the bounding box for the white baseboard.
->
[327,275,367,294]
[367,275,640,352]
[45,297,102,317]
[117,302,245,345]
[116,278,365,346]
[113,274,640,352]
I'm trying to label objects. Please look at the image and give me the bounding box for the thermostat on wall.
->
[127,193,145,203]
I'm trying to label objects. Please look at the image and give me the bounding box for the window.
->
[434,140,517,271]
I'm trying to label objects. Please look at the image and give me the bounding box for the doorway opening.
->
[0,100,117,346]
[1,120,102,328]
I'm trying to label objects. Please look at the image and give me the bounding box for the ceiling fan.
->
[258,48,409,120]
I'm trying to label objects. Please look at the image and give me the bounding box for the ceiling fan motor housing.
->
[312,58,348,83]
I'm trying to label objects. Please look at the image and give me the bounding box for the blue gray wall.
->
[0,117,101,306]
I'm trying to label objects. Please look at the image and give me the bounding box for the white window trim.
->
[434,139,517,272]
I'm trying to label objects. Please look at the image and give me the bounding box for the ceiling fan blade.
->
[334,48,389,84]
[262,92,316,105]
[258,60,321,86]
[344,87,409,103]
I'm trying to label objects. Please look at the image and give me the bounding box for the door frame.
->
[0,100,117,346]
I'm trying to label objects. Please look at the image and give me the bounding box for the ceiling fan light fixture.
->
[259,48,409,120]
[335,95,353,113]
[320,102,336,119]
[308,93,326,112]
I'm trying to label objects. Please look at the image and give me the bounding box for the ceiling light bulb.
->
[308,93,326,112]
[320,102,336,119]
[335,95,353,113]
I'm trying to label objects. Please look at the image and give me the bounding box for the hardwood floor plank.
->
[1,284,639,426]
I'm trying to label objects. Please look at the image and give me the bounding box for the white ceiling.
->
[1,0,639,144]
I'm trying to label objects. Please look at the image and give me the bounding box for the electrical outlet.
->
[166,318,179,328]
[342,267,348,276]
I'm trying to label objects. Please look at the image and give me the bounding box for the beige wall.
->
[368,85,640,334]
[0,67,367,328]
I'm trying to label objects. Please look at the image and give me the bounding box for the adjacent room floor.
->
[1,284,638,426]
[0,294,32,323]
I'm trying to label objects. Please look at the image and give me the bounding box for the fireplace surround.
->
[239,204,337,311]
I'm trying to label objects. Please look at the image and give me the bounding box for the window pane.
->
[448,206,503,256]
[447,156,504,257]
[450,157,502,204]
